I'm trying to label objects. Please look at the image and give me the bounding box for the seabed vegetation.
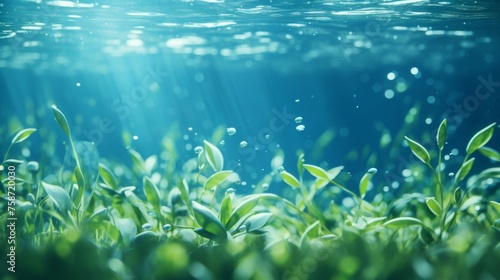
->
[1,105,499,280]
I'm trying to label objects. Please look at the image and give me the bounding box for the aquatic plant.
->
[1,106,499,279]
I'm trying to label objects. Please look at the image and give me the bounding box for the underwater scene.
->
[1,0,500,279]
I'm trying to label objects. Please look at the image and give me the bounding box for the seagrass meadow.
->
[1,0,500,279]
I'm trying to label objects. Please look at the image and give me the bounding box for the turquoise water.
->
[1,0,499,194]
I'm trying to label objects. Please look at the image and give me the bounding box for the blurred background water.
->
[1,0,499,195]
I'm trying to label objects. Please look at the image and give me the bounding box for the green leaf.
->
[479,147,500,162]
[245,213,273,232]
[42,182,72,215]
[88,207,109,222]
[192,201,226,236]
[477,167,500,180]
[297,153,305,178]
[99,163,117,189]
[459,196,482,211]
[466,122,496,156]
[405,136,430,165]
[143,176,161,212]
[219,195,232,226]
[490,201,500,213]
[453,187,462,205]
[425,197,442,216]
[204,140,224,172]
[314,166,344,190]
[11,128,37,145]
[51,105,71,138]
[303,164,331,181]
[177,179,191,210]
[194,228,227,242]
[129,149,146,173]
[436,119,447,150]
[383,217,422,229]
[225,196,260,230]
[455,157,475,183]
[300,220,320,248]
[279,170,301,188]
[74,166,86,206]
[359,172,372,198]
[204,170,233,190]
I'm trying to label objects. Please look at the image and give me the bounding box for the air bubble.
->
[294,116,303,123]
[240,141,248,148]
[227,127,237,136]
[163,224,172,231]
[262,183,269,191]
[296,125,305,131]
[142,223,152,230]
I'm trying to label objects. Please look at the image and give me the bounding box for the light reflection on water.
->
[0,0,499,73]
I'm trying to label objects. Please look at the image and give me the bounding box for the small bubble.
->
[240,141,248,148]
[410,67,419,75]
[27,161,39,172]
[76,82,81,87]
[448,172,455,177]
[450,148,459,156]
[384,89,395,99]
[265,134,270,140]
[238,225,247,232]
[387,72,396,81]
[133,135,139,140]
[425,118,432,124]
[220,140,225,146]
[225,188,235,195]
[383,186,390,192]
[444,155,450,160]
[295,99,300,103]
[227,127,237,136]
[367,168,377,174]
[142,223,152,230]
[277,166,285,173]
[188,127,193,131]
[262,183,269,191]
[294,116,303,123]
[194,146,203,154]
[296,124,305,131]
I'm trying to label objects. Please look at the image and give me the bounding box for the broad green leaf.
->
[405,136,430,165]
[204,140,224,172]
[99,163,117,189]
[204,170,233,190]
[192,201,226,236]
[51,105,71,138]
[359,172,372,198]
[455,157,475,183]
[143,176,161,211]
[245,213,273,232]
[303,164,331,181]
[479,147,500,162]
[88,207,108,222]
[425,197,442,216]
[197,150,206,170]
[436,119,447,150]
[477,167,500,180]
[466,122,496,156]
[219,195,232,226]
[144,155,158,174]
[279,170,301,188]
[225,196,260,230]
[314,166,344,190]
[42,181,72,215]
[300,220,320,248]
[383,217,422,228]
[11,128,37,145]
[194,228,227,242]
[459,196,482,211]
[490,201,500,213]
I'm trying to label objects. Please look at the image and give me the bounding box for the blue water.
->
[1,0,499,195]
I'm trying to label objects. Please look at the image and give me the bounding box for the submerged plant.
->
[1,106,499,279]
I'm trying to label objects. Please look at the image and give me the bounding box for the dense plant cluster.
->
[1,106,499,280]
